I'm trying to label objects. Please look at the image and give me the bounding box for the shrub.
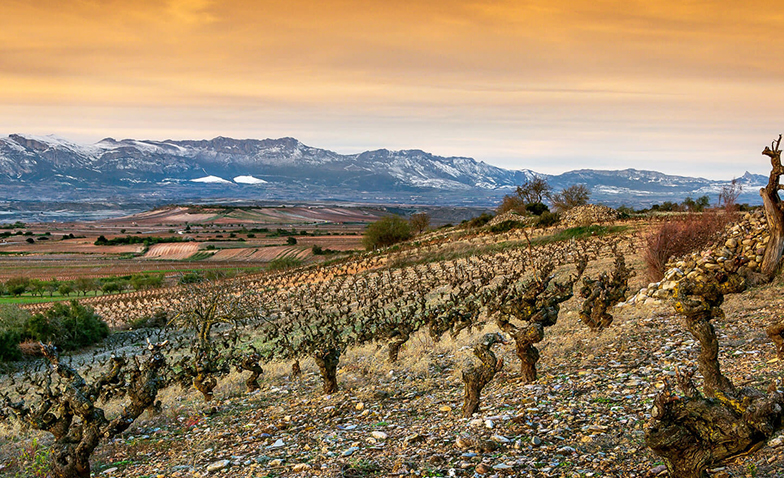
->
[362,215,413,250]
[312,244,324,255]
[286,236,298,245]
[465,213,494,229]
[179,271,203,285]
[24,301,109,351]
[129,309,168,329]
[526,202,550,216]
[488,220,524,233]
[0,330,21,361]
[0,305,29,361]
[267,256,302,271]
[535,211,560,228]
[643,212,729,281]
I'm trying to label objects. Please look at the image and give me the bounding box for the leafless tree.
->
[517,176,553,204]
[551,184,590,212]
[409,212,431,234]
[760,134,784,277]
[718,177,742,211]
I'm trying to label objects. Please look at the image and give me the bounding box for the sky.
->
[2,0,784,180]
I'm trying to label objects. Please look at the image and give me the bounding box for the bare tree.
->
[409,212,431,234]
[760,134,784,277]
[645,275,783,478]
[517,176,553,204]
[496,194,526,215]
[718,178,742,211]
[551,184,590,212]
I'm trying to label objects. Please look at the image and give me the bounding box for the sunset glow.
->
[2,0,783,178]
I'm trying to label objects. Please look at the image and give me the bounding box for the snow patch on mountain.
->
[191,175,231,184]
[234,175,267,184]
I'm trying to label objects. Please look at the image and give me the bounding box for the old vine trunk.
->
[760,134,784,277]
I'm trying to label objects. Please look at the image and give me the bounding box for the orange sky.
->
[2,0,784,178]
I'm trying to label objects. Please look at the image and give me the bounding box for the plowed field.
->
[144,243,200,260]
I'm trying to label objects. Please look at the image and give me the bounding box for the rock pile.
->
[623,209,769,306]
[486,212,534,228]
[560,205,619,228]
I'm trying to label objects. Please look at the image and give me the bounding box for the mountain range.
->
[0,134,768,210]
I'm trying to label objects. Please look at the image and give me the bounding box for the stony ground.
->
[2,277,783,478]
[2,217,784,478]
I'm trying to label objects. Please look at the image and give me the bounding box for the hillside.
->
[1,213,783,477]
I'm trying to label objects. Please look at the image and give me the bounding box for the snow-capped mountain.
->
[0,134,764,207]
[0,134,532,190]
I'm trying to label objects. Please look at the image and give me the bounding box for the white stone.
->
[206,460,230,472]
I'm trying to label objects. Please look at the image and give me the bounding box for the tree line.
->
[0,273,165,298]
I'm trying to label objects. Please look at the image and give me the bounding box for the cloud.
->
[0,0,783,179]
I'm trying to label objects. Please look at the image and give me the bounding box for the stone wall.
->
[623,209,768,306]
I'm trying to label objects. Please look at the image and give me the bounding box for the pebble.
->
[268,459,283,467]
[371,431,388,440]
[532,436,542,446]
[101,468,119,474]
[342,446,360,457]
[206,460,230,472]
[475,463,492,474]
[292,463,312,472]
[648,464,667,476]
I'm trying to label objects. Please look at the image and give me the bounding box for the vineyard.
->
[1,207,784,477]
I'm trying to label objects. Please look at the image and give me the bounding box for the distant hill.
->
[0,134,767,208]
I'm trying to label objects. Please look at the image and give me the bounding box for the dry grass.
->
[643,212,732,281]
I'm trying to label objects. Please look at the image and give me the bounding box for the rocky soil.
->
[1,215,783,478]
[3,287,783,477]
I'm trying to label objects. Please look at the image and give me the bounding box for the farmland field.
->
[0,205,370,282]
